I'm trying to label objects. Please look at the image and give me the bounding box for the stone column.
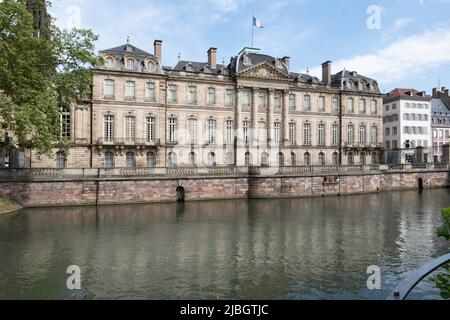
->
[282,90,289,145]
[267,89,274,146]
[251,87,258,145]
[235,86,241,146]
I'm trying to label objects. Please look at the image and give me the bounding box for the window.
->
[259,91,266,109]
[359,125,367,145]
[103,79,115,99]
[274,93,282,110]
[126,59,135,70]
[359,99,366,114]
[332,97,339,112]
[318,96,325,112]
[168,118,177,144]
[125,116,136,142]
[61,107,71,139]
[289,122,296,145]
[347,124,355,145]
[56,151,66,169]
[278,153,284,167]
[146,82,156,102]
[258,122,267,145]
[274,122,281,143]
[207,119,216,144]
[207,152,216,167]
[188,152,196,167]
[225,89,234,107]
[304,152,311,166]
[404,114,409,121]
[187,118,197,144]
[303,122,311,146]
[242,90,251,108]
[105,152,114,168]
[370,99,377,114]
[385,141,391,149]
[225,120,234,145]
[226,152,234,166]
[332,123,339,146]
[392,103,397,110]
[291,152,296,166]
[147,152,156,168]
[145,116,156,142]
[261,152,270,167]
[318,122,325,146]
[187,86,197,104]
[392,141,398,149]
[168,152,177,168]
[332,152,339,166]
[289,94,296,110]
[168,85,177,103]
[371,152,378,164]
[243,55,251,65]
[318,152,325,166]
[126,152,136,168]
[360,152,366,165]
[245,152,252,166]
[106,57,114,68]
[104,115,114,142]
[385,128,390,136]
[385,105,390,112]
[125,81,135,100]
[207,87,216,105]
[392,127,398,136]
[243,121,250,144]
[347,152,354,165]
[303,95,311,111]
[347,98,354,113]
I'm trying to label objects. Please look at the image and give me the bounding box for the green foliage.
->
[437,207,450,240]
[431,207,450,300]
[0,0,102,156]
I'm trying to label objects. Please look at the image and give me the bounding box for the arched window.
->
[105,151,114,168]
[126,152,136,168]
[207,152,216,167]
[304,152,311,166]
[318,152,325,166]
[147,152,156,168]
[360,151,366,165]
[168,152,177,168]
[188,152,196,167]
[347,152,354,165]
[332,152,339,166]
[347,124,355,145]
[226,152,234,166]
[243,54,251,65]
[106,57,114,68]
[245,152,252,166]
[359,124,367,145]
[56,151,66,169]
[126,59,135,70]
[261,152,270,167]
[371,126,378,145]
[278,152,284,167]
[291,152,296,166]
[371,152,378,165]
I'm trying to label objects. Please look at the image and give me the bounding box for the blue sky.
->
[49,0,450,94]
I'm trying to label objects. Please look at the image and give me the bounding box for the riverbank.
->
[0,198,22,215]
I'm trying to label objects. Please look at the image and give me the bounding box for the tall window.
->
[168,118,177,143]
[258,91,266,109]
[274,93,282,110]
[207,152,216,167]
[318,152,325,166]
[125,81,135,100]
[106,57,114,68]
[370,99,377,114]
[347,124,355,145]
[146,82,156,102]
[225,89,234,107]
[168,85,177,103]
[304,152,311,166]
[303,122,311,146]
[147,152,156,168]
[56,151,66,169]
[332,97,339,112]
[274,122,281,143]
[105,151,114,168]
[245,152,252,166]
[242,90,251,108]
[243,121,250,144]
[318,96,325,112]
[168,152,177,168]
[289,94,296,110]
[125,116,136,142]
[278,153,284,167]
[347,98,354,113]
[126,152,136,168]
[225,120,234,144]
[103,79,115,99]
[187,118,197,144]
[303,95,311,111]
[359,125,367,145]
[371,126,378,145]
[291,152,296,166]
[261,152,269,167]
[207,119,216,144]
[318,122,325,146]
[126,59,135,70]
[332,123,339,146]
[332,152,339,166]
[347,152,354,165]
[187,86,197,104]
[359,99,366,113]
[207,87,216,105]
[258,122,267,145]
[289,122,296,145]
[104,115,114,142]
[226,152,234,166]
[61,107,71,139]
[188,152,196,167]
[145,116,156,142]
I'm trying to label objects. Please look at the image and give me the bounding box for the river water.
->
[0,189,449,300]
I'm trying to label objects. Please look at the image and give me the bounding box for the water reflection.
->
[0,189,449,300]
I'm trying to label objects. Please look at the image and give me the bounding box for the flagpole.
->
[251,9,254,48]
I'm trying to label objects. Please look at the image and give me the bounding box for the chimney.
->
[281,56,290,70]
[432,87,437,97]
[208,47,217,69]
[154,40,162,61]
[321,60,332,85]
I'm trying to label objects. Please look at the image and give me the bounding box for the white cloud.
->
[206,0,251,12]
[307,26,450,86]
[393,17,415,31]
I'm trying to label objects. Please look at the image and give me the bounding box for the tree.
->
[431,207,450,300]
[0,0,102,156]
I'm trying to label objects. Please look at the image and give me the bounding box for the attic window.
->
[275,59,282,68]
[243,55,251,65]
[185,63,195,72]
[125,45,133,52]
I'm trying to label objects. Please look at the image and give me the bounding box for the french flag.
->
[253,17,264,29]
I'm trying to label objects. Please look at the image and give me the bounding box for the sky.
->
[49,0,450,94]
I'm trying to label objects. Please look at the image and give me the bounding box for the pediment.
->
[237,62,293,82]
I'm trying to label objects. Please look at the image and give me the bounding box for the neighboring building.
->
[431,87,450,163]
[21,41,384,168]
[383,89,432,164]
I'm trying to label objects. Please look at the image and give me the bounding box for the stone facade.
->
[431,87,450,162]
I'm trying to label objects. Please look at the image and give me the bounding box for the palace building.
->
[22,41,384,168]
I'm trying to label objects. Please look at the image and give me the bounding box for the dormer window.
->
[126,59,135,71]
[125,45,133,52]
[275,59,282,68]
[106,57,114,68]
[243,54,251,65]
[185,63,195,72]
[146,61,155,72]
